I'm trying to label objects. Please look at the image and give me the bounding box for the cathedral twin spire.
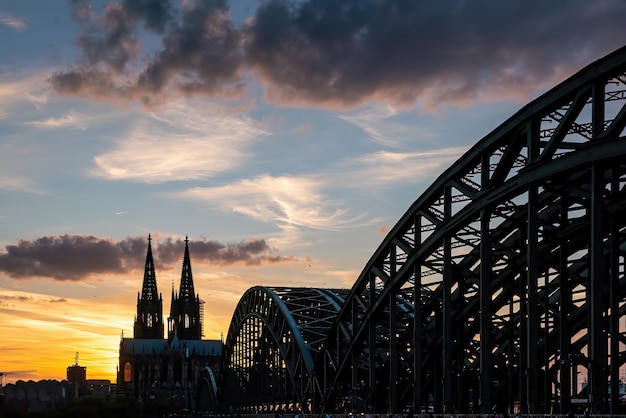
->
[134,235,202,341]
[168,236,203,340]
[134,234,163,339]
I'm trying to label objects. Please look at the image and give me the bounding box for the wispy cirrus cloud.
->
[0,293,66,307]
[176,174,369,232]
[172,146,467,234]
[0,140,44,194]
[0,71,50,110]
[0,12,28,30]
[91,100,268,182]
[0,175,40,194]
[339,104,406,147]
[25,112,88,129]
[331,147,468,188]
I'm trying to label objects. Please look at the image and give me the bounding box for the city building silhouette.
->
[117,235,221,411]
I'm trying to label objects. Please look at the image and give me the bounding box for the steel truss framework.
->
[220,46,626,416]
[221,287,348,413]
[319,46,626,416]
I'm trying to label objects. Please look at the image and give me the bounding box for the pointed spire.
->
[134,234,164,339]
[141,234,158,301]
[168,235,202,340]
[170,279,176,316]
[178,235,195,302]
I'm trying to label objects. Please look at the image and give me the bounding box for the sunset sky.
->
[1,0,626,385]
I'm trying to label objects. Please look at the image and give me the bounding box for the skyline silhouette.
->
[2,0,626,384]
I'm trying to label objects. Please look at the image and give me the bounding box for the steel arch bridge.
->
[221,286,349,413]
[220,46,626,416]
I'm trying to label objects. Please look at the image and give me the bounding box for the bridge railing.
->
[235,414,626,418]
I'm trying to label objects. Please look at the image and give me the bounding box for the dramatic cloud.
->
[0,234,294,281]
[50,0,626,109]
[52,0,243,105]
[156,237,296,266]
[122,0,173,33]
[0,235,145,280]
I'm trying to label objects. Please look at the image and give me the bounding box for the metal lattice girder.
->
[221,286,348,414]
[317,46,626,416]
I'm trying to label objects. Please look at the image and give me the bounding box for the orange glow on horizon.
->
[0,275,229,385]
[1,257,355,385]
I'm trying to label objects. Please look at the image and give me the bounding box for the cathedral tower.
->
[168,236,202,340]
[133,234,164,339]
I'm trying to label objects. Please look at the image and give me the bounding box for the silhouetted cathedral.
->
[118,235,221,412]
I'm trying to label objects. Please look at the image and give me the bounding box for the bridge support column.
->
[443,186,454,413]
[589,162,608,414]
[389,290,398,413]
[479,208,493,413]
[609,169,622,414]
[559,196,572,414]
[526,184,540,413]
[413,260,423,414]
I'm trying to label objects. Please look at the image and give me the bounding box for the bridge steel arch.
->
[317,46,626,416]
[221,286,348,414]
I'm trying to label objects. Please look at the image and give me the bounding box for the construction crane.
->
[0,370,36,389]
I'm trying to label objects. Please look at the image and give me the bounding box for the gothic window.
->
[147,314,153,327]
[185,314,190,328]
[124,362,132,382]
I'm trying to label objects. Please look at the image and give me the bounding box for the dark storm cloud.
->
[0,234,294,281]
[156,237,295,267]
[51,0,626,108]
[136,0,244,100]
[245,0,626,107]
[52,0,244,104]
[72,0,140,71]
[122,0,173,33]
[0,235,146,280]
